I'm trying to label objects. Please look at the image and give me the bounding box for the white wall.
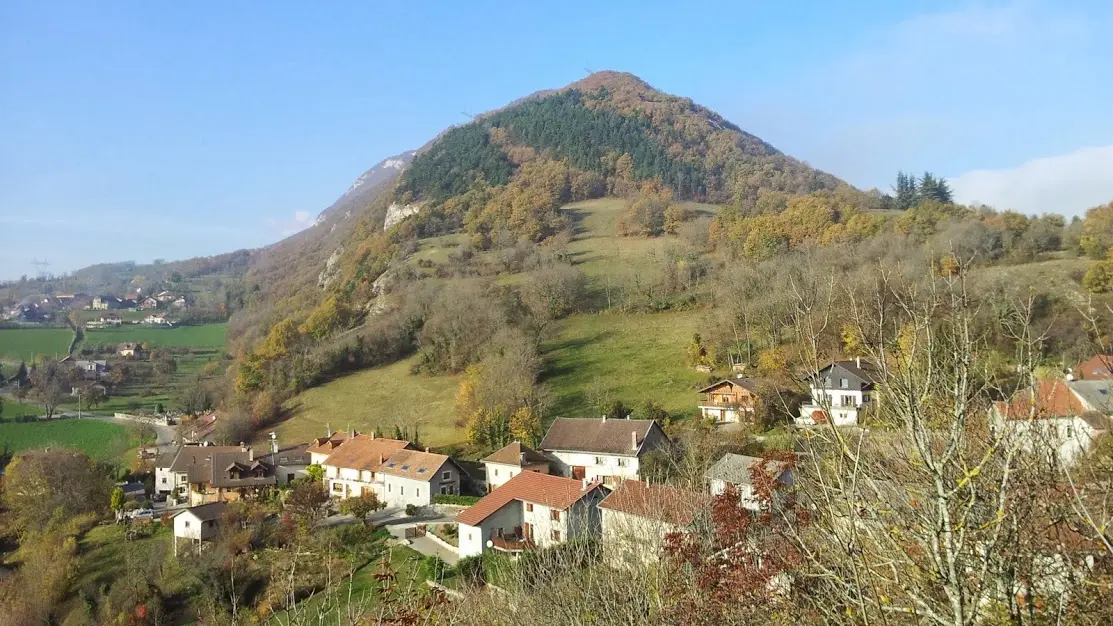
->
[458,501,524,558]
[174,511,219,542]
[548,451,640,483]
[1001,417,1100,467]
[381,465,461,508]
[484,462,521,490]
[601,507,676,566]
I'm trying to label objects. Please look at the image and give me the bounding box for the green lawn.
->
[0,418,138,459]
[0,326,74,364]
[542,309,709,418]
[277,355,462,447]
[82,322,227,348]
[1,399,41,420]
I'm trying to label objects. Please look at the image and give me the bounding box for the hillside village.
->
[1,69,1113,624]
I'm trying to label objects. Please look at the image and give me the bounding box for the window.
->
[550,509,561,522]
[841,395,854,407]
[526,503,533,512]
[183,520,191,528]
[617,458,628,467]
[863,393,871,404]
[416,488,421,498]
[388,484,392,493]
[551,529,561,542]
[594,456,604,465]
[839,378,849,389]
[161,477,167,484]
[442,471,451,480]
[400,486,405,496]
[332,482,344,493]
[494,469,499,477]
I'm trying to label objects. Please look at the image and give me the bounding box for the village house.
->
[1072,354,1113,380]
[155,442,309,505]
[181,412,220,443]
[538,416,670,485]
[173,502,227,555]
[706,453,793,510]
[138,296,159,310]
[307,430,352,465]
[155,291,176,303]
[144,312,170,325]
[480,441,552,491]
[91,295,120,310]
[697,377,765,424]
[796,358,879,427]
[598,479,710,566]
[456,471,607,558]
[172,296,189,309]
[991,379,1112,467]
[320,434,464,508]
[117,342,141,358]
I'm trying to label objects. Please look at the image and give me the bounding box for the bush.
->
[405,503,420,517]
[455,555,485,586]
[433,494,482,506]
[420,554,450,582]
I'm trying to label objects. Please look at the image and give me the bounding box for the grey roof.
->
[1068,380,1113,415]
[539,417,666,456]
[705,453,789,486]
[176,502,228,522]
[263,443,312,466]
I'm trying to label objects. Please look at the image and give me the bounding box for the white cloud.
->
[952,145,1113,217]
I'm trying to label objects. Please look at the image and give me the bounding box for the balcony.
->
[489,535,535,553]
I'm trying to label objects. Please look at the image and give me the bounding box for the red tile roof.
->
[598,479,711,527]
[319,435,412,471]
[994,380,1087,420]
[456,471,602,527]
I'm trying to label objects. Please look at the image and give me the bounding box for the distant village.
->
[3,290,190,325]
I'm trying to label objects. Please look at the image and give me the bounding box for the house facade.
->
[173,502,226,555]
[456,471,606,558]
[378,449,464,507]
[796,359,879,427]
[539,417,670,485]
[706,453,793,511]
[320,434,414,500]
[697,377,763,424]
[156,443,307,505]
[480,441,552,491]
[144,313,169,325]
[992,379,1112,467]
[598,479,710,566]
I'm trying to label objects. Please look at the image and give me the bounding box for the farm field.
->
[0,326,74,363]
[276,356,462,447]
[0,418,138,459]
[82,322,227,348]
[542,309,710,418]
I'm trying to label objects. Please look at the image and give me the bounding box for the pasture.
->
[82,322,227,348]
[0,418,138,459]
[277,355,461,447]
[0,326,74,363]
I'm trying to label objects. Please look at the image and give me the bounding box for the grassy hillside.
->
[275,356,462,447]
[543,309,709,418]
[278,197,717,448]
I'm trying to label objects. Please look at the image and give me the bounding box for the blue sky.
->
[2,1,1112,280]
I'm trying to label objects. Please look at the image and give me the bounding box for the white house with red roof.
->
[456,471,606,558]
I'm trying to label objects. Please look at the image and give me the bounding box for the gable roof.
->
[176,501,228,522]
[1075,354,1113,380]
[539,417,666,456]
[810,359,880,387]
[697,378,762,394]
[456,471,603,527]
[1068,380,1113,414]
[994,380,1088,420]
[263,443,312,466]
[379,448,457,481]
[598,480,710,527]
[480,441,551,467]
[306,431,351,456]
[320,435,412,471]
[705,453,790,486]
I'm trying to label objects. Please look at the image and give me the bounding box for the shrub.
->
[455,555,485,586]
[433,494,482,506]
[405,503,420,517]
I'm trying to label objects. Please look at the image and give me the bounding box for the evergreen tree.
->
[918,171,954,204]
[893,171,918,210]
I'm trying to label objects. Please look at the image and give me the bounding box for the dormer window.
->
[840,378,849,389]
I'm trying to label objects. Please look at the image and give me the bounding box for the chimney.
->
[601,414,607,423]
[378,454,384,465]
[520,452,527,465]
[370,430,376,440]
[326,423,332,437]
[424,447,430,453]
[630,431,638,450]
[248,447,254,462]
[856,356,861,368]
[581,478,590,490]
[239,442,246,452]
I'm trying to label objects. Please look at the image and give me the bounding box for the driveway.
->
[320,507,461,565]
